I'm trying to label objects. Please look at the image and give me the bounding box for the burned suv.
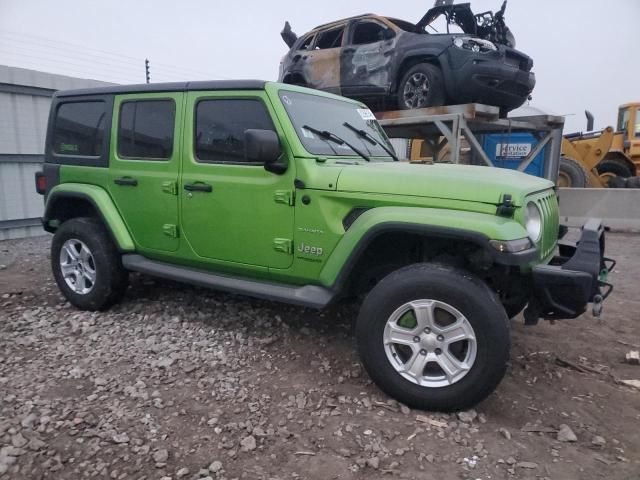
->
[279,1,535,113]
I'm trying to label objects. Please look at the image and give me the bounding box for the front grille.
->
[532,191,560,260]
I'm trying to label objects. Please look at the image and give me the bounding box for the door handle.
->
[184,182,212,193]
[114,177,138,186]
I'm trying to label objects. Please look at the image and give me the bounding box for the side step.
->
[121,254,334,309]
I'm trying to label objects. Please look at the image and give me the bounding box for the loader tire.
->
[558,156,588,188]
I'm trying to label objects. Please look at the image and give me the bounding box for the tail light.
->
[35,172,46,195]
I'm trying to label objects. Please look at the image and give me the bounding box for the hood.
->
[336,163,552,206]
[416,1,515,48]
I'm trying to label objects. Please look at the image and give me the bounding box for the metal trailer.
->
[376,103,565,183]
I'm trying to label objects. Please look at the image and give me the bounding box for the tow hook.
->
[592,294,604,317]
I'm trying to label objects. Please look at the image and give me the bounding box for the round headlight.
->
[525,202,542,241]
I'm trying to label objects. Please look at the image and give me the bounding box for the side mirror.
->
[244,129,286,174]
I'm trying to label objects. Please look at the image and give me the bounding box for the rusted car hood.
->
[336,162,552,206]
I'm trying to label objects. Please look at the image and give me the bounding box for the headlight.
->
[525,202,542,241]
[452,36,497,53]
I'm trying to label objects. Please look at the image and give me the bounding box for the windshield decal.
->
[357,108,376,121]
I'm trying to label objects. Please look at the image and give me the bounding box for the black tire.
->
[51,217,128,311]
[558,156,588,188]
[396,63,445,110]
[356,263,510,411]
[596,157,634,179]
[624,176,640,188]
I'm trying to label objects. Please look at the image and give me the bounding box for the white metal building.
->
[0,65,111,239]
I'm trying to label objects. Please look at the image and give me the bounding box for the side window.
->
[195,99,275,164]
[299,34,315,50]
[315,27,344,50]
[52,101,106,156]
[352,22,390,45]
[118,100,175,160]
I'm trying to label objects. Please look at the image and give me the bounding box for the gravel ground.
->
[0,233,639,480]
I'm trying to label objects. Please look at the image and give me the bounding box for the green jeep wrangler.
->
[35,80,613,411]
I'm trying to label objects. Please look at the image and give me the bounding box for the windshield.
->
[278,90,394,159]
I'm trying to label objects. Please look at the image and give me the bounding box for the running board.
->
[121,254,334,309]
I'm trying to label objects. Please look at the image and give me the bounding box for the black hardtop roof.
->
[55,79,267,98]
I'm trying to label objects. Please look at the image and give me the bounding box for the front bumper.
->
[524,218,614,322]
[446,50,535,111]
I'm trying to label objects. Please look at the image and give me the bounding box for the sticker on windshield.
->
[282,95,292,106]
[357,108,376,121]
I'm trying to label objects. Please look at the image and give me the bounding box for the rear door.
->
[107,93,183,252]
[304,25,345,94]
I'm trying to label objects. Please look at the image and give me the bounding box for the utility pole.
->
[145,58,150,84]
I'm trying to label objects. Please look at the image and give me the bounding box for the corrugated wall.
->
[0,65,112,239]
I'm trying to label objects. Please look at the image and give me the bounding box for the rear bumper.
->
[525,218,614,322]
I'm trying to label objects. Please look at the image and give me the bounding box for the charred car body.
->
[279,1,535,113]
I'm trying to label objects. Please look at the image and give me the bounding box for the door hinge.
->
[162,224,179,238]
[162,181,178,195]
[274,189,295,206]
[273,238,293,254]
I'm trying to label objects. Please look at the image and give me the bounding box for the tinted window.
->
[118,100,175,159]
[352,22,389,45]
[195,99,275,163]
[53,101,106,156]
[315,27,343,49]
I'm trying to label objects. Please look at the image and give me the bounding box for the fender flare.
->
[319,207,536,291]
[43,184,135,252]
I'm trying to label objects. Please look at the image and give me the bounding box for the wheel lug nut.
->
[413,336,420,343]
[419,349,427,356]
[424,328,431,334]
[437,335,444,341]
[435,348,442,355]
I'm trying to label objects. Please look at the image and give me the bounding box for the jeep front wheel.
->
[356,263,510,411]
[51,217,128,311]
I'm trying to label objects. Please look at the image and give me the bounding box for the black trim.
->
[331,222,538,295]
[55,80,267,98]
[42,191,124,252]
[526,218,611,321]
[342,207,371,230]
[121,254,333,309]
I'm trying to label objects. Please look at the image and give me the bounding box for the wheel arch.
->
[392,53,445,95]
[321,207,535,296]
[43,184,135,252]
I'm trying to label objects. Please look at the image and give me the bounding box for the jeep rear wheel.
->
[51,217,128,311]
[356,263,510,411]
[397,63,445,110]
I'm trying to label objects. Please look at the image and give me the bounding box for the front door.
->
[180,92,295,269]
[341,20,396,96]
[108,93,182,252]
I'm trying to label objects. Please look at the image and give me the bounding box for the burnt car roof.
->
[312,14,378,31]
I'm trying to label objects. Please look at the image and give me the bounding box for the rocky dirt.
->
[0,233,639,480]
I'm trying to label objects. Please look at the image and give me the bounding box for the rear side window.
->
[315,27,344,49]
[195,99,275,164]
[52,101,106,156]
[298,34,315,50]
[118,100,175,159]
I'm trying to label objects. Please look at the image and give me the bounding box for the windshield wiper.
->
[343,122,399,161]
[302,125,370,162]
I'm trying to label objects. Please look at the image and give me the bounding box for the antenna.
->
[145,58,150,84]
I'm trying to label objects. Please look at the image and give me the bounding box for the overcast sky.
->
[1,0,638,131]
